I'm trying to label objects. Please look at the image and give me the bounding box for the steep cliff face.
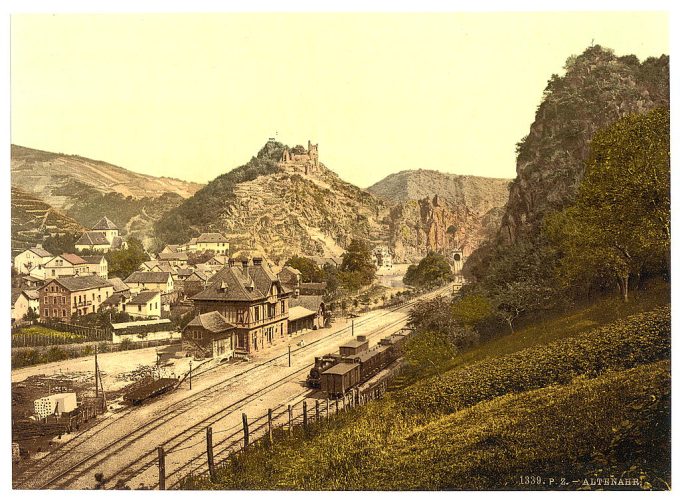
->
[500,46,669,243]
[369,170,510,261]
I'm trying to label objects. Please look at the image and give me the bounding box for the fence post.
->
[315,400,320,423]
[157,446,166,490]
[288,404,293,436]
[207,427,216,483]
[303,401,308,432]
[326,399,330,421]
[242,413,249,448]
[268,408,273,447]
[335,398,339,415]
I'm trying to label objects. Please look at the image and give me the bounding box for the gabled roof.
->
[151,262,175,274]
[158,252,188,261]
[176,268,195,278]
[92,216,118,230]
[288,306,317,322]
[196,232,229,243]
[186,270,208,282]
[125,271,172,284]
[23,289,40,301]
[79,255,107,264]
[110,236,125,250]
[101,292,126,306]
[140,260,159,270]
[107,277,130,292]
[162,244,179,253]
[47,253,88,266]
[47,275,112,292]
[75,231,110,246]
[290,295,324,312]
[128,290,161,305]
[25,247,52,258]
[193,259,289,302]
[185,311,234,333]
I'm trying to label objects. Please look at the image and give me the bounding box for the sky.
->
[10,12,669,188]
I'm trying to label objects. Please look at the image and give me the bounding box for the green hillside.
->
[183,286,670,491]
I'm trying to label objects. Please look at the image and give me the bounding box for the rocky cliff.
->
[500,46,669,244]
[369,170,510,261]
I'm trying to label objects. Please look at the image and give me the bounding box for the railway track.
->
[13,284,451,489]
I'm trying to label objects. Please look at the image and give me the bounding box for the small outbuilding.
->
[182,311,236,359]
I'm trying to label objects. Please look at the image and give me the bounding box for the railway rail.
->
[13,284,452,489]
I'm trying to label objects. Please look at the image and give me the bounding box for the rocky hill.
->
[11,145,202,249]
[154,141,389,263]
[368,170,510,261]
[11,186,84,255]
[500,46,669,244]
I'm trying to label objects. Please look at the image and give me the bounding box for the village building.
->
[99,277,132,313]
[190,257,291,354]
[139,260,160,272]
[124,271,174,295]
[373,246,393,270]
[74,216,125,253]
[205,255,229,267]
[182,311,236,359]
[13,245,53,275]
[288,294,327,334]
[123,290,162,319]
[308,255,342,269]
[278,266,302,291]
[80,255,108,279]
[44,253,91,279]
[39,275,114,321]
[195,233,230,255]
[160,244,180,254]
[158,252,189,268]
[183,270,209,298]
[11,289,40,323]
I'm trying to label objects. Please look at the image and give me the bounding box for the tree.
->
[107,237,149,279]
[284,256,324,283]
[43,233,79,256]
[402,252,454,287]
[547,108,670,302]
[339,239,376,289]
[486,280,555,333]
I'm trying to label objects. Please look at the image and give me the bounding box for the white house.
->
[80,255,108,279]
[123,290,162,319]
[74,216,125,253]
[124,271,174,294]
[14,246,53,275]
[44,254,91,279]
[11,289,40,323]
[195,233,230,255]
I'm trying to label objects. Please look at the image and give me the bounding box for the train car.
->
[320,362,360,398]
[123,378,178,405]
[339,335,369,356]
[306,353,343,388]
[344,345,391,384]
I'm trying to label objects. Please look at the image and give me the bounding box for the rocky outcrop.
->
[499,46,669,244]
[370,170,510,261]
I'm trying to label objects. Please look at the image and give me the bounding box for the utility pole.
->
[94,345,99,398]
[288,345,291,367]
[189,360,193,390]
[352,317,354,337]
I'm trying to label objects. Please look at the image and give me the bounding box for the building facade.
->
[39,276,114,321]
[190,257,291,354]
[14,246,53,275]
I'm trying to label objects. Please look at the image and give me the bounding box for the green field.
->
[182,281,670,491]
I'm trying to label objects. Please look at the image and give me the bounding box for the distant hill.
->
[11,186,84,255]
[11,145,203,249]
[368,170,511,262]
[154,141,388,263]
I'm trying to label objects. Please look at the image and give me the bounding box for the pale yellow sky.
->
[10,12,669,187]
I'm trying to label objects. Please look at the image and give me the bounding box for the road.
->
[12,285,452,490]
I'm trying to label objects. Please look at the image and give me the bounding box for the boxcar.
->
[339,336,369,357]
[320,362,360,397]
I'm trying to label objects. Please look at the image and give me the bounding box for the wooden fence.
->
[162,375,395,490]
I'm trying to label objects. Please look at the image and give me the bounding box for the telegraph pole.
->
[288,345,291,367]
[189,360,192,390]
[94,344,99,398]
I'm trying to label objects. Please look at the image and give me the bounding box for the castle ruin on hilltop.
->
[278,140,320,176]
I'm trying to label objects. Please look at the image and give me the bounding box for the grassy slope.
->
[185,283,670,491]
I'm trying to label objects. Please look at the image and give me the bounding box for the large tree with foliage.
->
[339,239,376,291]
[107,237,150,279]
[403,252,453,287]
[547,108,670,302]
[284,256,324,283]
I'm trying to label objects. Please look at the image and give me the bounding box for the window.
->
[53,309,57,317]
[62,309,66,317]
[138,305,142,312]
[281,300,286,314]
[44,309,49,317]
[193,330,203,340]
[255,307,260,322]
[237,310,245,323]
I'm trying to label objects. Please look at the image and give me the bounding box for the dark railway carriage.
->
[320,362,360,397]
[339,336,369,356]
[306,353,343,388]
[344,345,391,383]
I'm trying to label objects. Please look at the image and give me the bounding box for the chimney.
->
[241,258,249,269]
[357,335,367,342]
[252,256,263,267]
[294,288,300,298]
[228,258,236,267]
